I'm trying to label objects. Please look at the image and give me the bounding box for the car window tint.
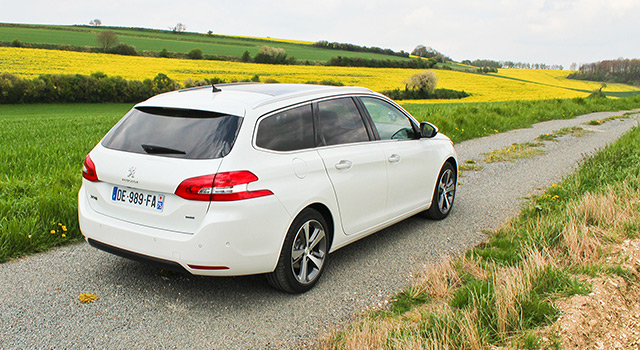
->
[317,98,369,146]
[361,97,416,140]
[256,104,314,151]
[101,107,241,159]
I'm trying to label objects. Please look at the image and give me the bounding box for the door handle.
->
[335,160,353,170]
[388,154,401,163]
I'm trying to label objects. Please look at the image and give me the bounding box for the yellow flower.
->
[78,293,99,303]
[494,129,499,133]
[552,195,559,200]
[50,230,55,234]
[58,223,62,226]
[62,234,66,238]
[551,184,557,187]
[62,226,67,231]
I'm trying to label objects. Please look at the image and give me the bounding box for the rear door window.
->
[101,107,242,159]
[256,104,314,151]
[317,98,370,146]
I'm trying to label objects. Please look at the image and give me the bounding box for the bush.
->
[158,48,170,58]
[187,48,203,60]
[381,88,469,100]
[108,43,138,56]
[253,46,290,64]
[405,71,438,92]
[241,50,251,63]
[305,80,344,86]
[0,72,180,104]
[10,39,22,47]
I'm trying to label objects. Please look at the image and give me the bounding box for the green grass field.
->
[0,23,413,62]
[1,96,639,262]
[0,103,131,262]
[404,95,640,143]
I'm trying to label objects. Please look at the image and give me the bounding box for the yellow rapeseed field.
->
[491,69,638,93]
[2,48,637,103]
[226,35,314,45]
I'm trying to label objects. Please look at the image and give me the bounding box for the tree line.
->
[461,59,564,70]
[567,58,640,86]
[313,40,410,58]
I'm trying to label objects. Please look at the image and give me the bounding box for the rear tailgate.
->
[83,145,222,234]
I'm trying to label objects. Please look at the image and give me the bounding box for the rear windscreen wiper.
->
[141,144,186,155]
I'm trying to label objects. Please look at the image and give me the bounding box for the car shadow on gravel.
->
[90,214,445,308]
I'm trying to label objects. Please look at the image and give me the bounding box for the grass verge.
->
[0,103,132,263]
[483,141,545,163]
[320,125,640,349]
[403,96,640,143]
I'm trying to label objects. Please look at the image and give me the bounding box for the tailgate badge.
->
[127,167,136,179]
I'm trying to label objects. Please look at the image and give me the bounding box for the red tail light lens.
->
[175,171,273,202]
[82,154,99,182]
[174,174,216,201]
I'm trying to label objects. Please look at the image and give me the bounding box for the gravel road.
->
[1,110,638,349]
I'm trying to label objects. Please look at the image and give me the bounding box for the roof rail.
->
[178,82,263,93]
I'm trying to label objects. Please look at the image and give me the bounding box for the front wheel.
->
[267,208,329,293]
[423,162,456,220]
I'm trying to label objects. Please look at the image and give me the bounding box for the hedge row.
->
[326,56,437,69]
[0,72,180,104]
[381,88,470,100]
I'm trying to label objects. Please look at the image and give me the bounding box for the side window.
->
[361,97,417,140]
[256,104,314,151]
[317,98,369,146]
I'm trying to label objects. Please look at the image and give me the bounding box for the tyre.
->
[423,162,456,220]
[267,208,329,293]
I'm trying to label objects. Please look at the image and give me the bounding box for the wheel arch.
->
[305,202,335,250]
[445,156,458,179]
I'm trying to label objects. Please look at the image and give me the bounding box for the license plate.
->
[111,186,164,212]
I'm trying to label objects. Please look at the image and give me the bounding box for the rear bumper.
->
[78,185,292,276]
[88,238,189,274]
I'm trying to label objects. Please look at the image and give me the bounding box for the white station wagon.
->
[78,83,458,293]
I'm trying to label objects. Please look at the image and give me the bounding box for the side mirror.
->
[420,122,438,138]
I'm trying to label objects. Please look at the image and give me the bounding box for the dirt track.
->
[0,110,637,349]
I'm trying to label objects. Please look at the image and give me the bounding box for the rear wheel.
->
[424,162,456,220]
[267,208,329,293]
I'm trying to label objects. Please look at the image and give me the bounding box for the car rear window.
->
[256,104,314,152]
[101,107,242,159]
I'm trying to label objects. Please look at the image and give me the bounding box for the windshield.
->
[101,107,242,159]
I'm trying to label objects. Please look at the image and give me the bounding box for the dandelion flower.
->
[78,293,99,303]
[62,234,66,238]
[551,184,557,187]
[62,226,67,231]
[50,230,55,234]
[552,195,559,200]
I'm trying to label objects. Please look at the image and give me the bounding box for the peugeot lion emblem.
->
[127,167,136,179]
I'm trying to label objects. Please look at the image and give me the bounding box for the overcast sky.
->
[2,0,639,68]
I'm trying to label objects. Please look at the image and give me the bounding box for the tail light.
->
[175,171,273,201]
[82,154,99,182]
